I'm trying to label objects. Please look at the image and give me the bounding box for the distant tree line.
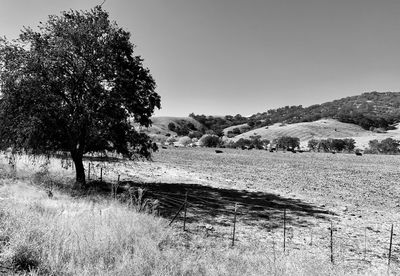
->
[189,92,400,135]
[365,138,400,154]
[307,138,356,152]
[250,92,400,131]
[189,113,249,136]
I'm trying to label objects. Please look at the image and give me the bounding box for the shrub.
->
[166,137,177,145]
[199,135,220,147]
[188,131,203,139]
[178,136,192,147]
[167,122,176,132]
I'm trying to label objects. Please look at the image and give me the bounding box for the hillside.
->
[231,118,400,149]
[139,116,205,142]
[188,92,400,136]
[250,91,400,130]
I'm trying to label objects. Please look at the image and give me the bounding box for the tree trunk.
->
[71,151,86,189]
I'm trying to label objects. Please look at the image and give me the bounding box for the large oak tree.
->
[0,6,160,188]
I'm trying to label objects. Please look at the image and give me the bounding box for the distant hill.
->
[141,116,204,141]
[230,118,400,149]
[189,92,400,135]
[145,92,400,147]
[249,91,400,130]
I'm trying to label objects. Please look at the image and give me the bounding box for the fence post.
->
[232,203,238,246]
[364,227,367,261]
[283,208,287,252]
[88,163,91,180]
[388,224,394,266]
[183,192,188,231]
[330,220,334,264]
[100,167,103,182]
[169,201,186,226]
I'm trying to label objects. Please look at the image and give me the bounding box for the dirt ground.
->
[3,147,400,272]
[131,147,400,271]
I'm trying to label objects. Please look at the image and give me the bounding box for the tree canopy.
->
[0,6,160,187]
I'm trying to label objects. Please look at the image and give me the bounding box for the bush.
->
[188,131,203,139]
[166,137,177,145]
[178,136,192,146]
[199,135,220,147]
[168,122,176,132]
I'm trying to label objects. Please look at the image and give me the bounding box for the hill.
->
[230,118,400,149]
[189,92,400,136]
[140,116,204,141]
[250,91,400,130]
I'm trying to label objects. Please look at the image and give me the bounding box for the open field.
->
[1,148,400,274]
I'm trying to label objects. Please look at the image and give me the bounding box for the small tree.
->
[379,138,400,154]
[308,139,319,151]
[343,138,356,152]
[199,135,220,147]
[330,139,346,152]
[275,136,300,150]
[168,122,176,132]
[0,6,160,188]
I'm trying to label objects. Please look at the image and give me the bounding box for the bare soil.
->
[119,147,400,271]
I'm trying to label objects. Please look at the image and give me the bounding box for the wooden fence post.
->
[364,227,367,261]
[232,203,238,246]
[388,224,394,266]
[283,208,287,252]
[169,201,186,226]
[330,220,334,264]
[100,167,103,182]
[183,192,188,231]
[88,163,91,180]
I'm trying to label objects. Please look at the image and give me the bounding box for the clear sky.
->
[1,0,400,117]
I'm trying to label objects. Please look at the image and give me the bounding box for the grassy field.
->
[1,148,399,275]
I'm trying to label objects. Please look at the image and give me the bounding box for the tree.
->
[168,122,176,132]
[275,136,300,150]
[343,138,356,152]
[199,134,220,147]
[330,139,346,152]
[308,139,319,151]
[0,6,160,188]
[378,138,400,154]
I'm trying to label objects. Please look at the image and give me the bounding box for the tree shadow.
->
[109,181,336,230]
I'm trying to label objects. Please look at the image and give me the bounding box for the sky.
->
[1,0,400,117]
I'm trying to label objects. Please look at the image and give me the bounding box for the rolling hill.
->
[140,116,205,141]
[228,119,400,149]
[144,92,400,148]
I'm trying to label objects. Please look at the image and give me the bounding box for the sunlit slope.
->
[142,116,204,136]
[230,119,400,149]
[231,119,365,140]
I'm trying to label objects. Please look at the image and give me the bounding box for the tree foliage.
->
[199,135,220,148]
[274,136,300,150]
[366,138,400,154]
[308,138,355,152]
[0,6,160,187]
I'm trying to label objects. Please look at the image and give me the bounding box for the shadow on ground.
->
[88,180,335,230]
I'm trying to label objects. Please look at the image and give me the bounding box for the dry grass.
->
[0,150,398,275]
[0,179,366,276]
